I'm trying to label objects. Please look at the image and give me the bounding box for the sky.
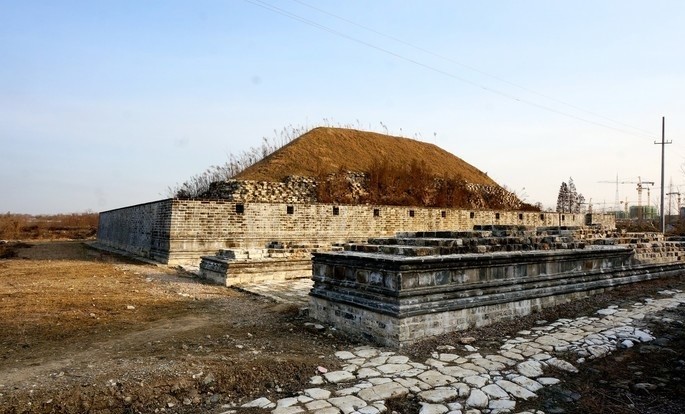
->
[1,1,684,215]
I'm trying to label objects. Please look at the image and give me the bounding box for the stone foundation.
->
[199,256,311,286]
[97,199,615,267]
[309,230,685,347]
[199,246,330,286]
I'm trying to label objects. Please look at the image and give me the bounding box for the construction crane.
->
[635,177,656,219]
[620,198,632,218]
[598,176,655,219]
[645,186,655,219]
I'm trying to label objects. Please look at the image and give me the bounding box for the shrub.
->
[0,212,99,240]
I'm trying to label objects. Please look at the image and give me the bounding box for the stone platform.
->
[199,255,311,286]
[198,243,340,286]
[309,228,685,347]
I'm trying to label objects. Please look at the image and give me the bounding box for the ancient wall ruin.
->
[97,199,614,266]
[309,229,685,347]
[202,177,319,204]
[96,199,173,262]
[202,176,527,210]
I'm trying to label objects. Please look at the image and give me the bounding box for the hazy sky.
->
[2,1,684,214]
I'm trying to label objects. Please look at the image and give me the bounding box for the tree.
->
[568,178,577,212]
[556,177,585,213]
[556,182,570,213]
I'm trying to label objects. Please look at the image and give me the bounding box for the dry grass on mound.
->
[236,127,498,187]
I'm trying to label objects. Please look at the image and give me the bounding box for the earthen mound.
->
[223,127,532,210]
[236,127,496,186]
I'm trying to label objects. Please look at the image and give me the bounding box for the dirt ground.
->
[0,241,351,414]
[1,241,685,414]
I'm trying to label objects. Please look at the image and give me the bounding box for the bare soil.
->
[0,241,351,414]
[2,241,685,414]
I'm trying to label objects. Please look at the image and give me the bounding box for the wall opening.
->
[333,206,340,216]
[540,214,545,221]
[495,213,500,220]
[469,212,475,219]
[518,213,523,220]
[441,211,446,218]
[373,209,380,217]
[409,210,415,217]
[287,205,294,215]
[235,204,244,214]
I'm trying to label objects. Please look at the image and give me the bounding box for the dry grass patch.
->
[0,212,98,240]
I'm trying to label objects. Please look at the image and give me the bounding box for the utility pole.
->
[655,116,672,234]
[613,173,620,215]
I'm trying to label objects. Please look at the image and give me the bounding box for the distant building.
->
[629,205,657,220]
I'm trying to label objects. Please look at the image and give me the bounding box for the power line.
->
[245,0,656,139]
[288,0,656,138]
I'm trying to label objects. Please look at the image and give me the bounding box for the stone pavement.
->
[237,278,313,306]
[225,287,685,414]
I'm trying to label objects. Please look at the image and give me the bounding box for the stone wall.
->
[203,177,318,204]
[585,213,615,229]
[309,232,685,347]
[463,183,523,210]
[96,199,173,262]
[203,176,526,210]
[97,199,615,266]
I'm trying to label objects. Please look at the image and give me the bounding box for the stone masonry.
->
[202,175,526,211]
[236,289,685,414]
[97,199,615,268]
[309,227,685,347]
[202,176,320,204]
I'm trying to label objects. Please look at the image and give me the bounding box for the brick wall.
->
[202,177,318,204]
[98,199,614,265]
[97,199,173,262]
[586,213,615,228]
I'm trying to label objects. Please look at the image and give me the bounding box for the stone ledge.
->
[309,232,685,347]
[199,256,312,286]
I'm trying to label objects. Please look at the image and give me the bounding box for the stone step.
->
[345,241,587,256]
